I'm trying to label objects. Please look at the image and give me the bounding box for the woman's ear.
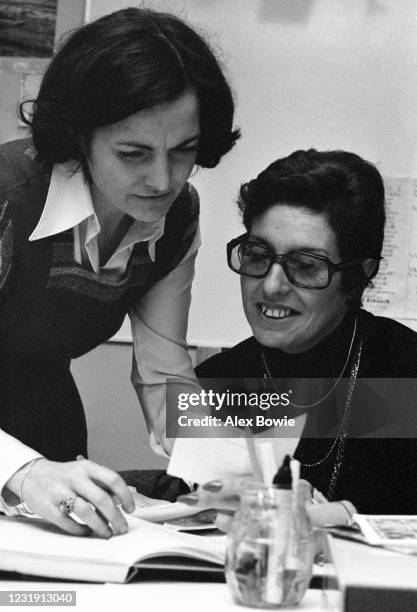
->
[362,258,379,281]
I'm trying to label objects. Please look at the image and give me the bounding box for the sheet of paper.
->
[363,176,417,320]
[168,436,299,485]
[168,437,252,484]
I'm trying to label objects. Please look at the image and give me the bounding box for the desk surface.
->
[0,580,340,612]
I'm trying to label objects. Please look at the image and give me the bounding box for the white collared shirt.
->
[29,162,165,271]
[0,162,200,512]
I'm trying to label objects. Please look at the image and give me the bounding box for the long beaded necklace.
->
[260,321,363,500]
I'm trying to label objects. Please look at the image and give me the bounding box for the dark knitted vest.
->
[0,139,199,460]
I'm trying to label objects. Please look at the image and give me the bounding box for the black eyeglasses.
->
[227,234,364,290]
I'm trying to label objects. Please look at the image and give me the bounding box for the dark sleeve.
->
[333,439,417,514]
[361,311,417,377]
[195,337,259,379]
[119,469,191,502]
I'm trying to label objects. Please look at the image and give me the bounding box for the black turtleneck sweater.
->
[195,309,417,514]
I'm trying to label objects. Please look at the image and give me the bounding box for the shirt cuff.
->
[0,498,40,517]
[149,431,169,458]
[0,429,43,507]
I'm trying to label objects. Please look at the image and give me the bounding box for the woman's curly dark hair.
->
[238,149,385,309]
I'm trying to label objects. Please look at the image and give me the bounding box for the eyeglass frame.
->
[227,233,380,290]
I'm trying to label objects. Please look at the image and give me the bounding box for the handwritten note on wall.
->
[363,177,417,320]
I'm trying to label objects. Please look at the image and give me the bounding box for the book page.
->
[354,514,417,547]
[0,515,225,583]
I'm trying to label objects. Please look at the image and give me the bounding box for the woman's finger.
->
[177,477,251,513]
[196,476,250,510]
[312,488,328,504]
[77,461,134,514]
[55,517,91,537]
[72,479,129,536]
[201,477,251,496]
[71,496,114,538]
[44,503,92,537]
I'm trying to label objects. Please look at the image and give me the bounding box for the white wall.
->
[71,344,168,469]
[71,343,213,469]
[89,0,417,346]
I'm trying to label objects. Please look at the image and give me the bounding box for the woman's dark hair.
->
[237,149,385,309]
[19,7,239,168]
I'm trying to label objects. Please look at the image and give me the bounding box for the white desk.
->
[0,580,340,612]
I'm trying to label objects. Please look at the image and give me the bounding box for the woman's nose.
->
[262,263,292,296]
[144,155,171,193]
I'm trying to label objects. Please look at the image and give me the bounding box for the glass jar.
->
[225,481,313,609]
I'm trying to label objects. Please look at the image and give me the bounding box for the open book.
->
[353,514,417,549]
[0,514,225,583]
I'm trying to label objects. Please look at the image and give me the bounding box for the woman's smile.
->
[257,303,301,320]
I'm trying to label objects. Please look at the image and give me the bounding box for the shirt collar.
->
[29,162,93,241]
[29,162,165,260]
[115,219,165,262]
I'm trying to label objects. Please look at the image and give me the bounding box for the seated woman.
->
[193,148,417,523]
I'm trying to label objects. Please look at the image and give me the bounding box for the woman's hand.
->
[179,477,249,532]
[181,478,355,534]
[306,498,356,528]
[5,458,135,538]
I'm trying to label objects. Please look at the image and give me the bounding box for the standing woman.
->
[0,7,239,536]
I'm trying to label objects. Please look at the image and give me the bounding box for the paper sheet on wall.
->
[363,177,417,320]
